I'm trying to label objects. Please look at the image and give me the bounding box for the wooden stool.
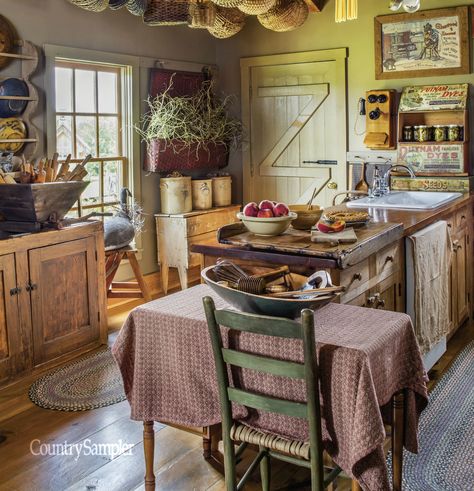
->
[105,246,152,302]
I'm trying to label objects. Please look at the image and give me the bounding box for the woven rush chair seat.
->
[231,423,311,460]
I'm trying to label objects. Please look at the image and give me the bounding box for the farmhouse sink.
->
[346,191,463,210]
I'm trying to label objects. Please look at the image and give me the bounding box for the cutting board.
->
[218,221,403,268]
[311,228,358,244]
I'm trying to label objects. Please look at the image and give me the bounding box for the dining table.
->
[112,284,428,491]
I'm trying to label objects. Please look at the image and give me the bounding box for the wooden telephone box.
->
[364,89,397,150]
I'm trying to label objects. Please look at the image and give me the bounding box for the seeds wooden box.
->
[0,181,89,229]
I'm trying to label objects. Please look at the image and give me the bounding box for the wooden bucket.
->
[212,176,232,206]
[160,176,192,214]
[192,179,213,210]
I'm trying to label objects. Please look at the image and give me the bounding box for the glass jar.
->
[403,125,413,142]
[433,125,447,142]
[413,126,421,142]
[418,125,430,142]
[448,125,460,142]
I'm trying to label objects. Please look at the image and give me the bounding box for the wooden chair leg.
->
[143,421,155,490]
[127,250,152,302]
[259,446,270,491]
[392,391,405,491]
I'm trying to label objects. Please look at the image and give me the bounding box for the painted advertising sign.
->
[399,84,468,112]
[398,143,465,173]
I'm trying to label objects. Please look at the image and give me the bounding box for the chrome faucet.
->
[381,164,415,194]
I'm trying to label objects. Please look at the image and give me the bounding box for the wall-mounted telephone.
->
[363,89,396,150]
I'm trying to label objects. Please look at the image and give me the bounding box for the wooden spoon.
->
[354,162,369,192]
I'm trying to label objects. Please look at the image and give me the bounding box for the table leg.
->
[160,262,169,295]
[392,391,405,491]
[143,421,155,490]
[177,265,188,290]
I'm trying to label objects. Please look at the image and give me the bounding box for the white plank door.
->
[241,49,348,208]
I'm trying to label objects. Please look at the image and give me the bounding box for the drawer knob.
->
[352,273,362,282]
[366,295,376,306]
[26,283,38,292]
[461,215,466,220]
[385,255,394,263]
[10,287,21,296]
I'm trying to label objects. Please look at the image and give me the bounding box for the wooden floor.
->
[0,284,472,491]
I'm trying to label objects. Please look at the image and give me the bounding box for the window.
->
[54,60,128,215]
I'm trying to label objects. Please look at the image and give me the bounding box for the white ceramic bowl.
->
[237,211,297,236]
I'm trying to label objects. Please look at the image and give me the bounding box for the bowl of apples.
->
[237,200,297,236]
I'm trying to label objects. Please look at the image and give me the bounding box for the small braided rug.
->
[29,348,126,411]
[388,340,474,490]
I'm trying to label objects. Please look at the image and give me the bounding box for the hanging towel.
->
[408,220,452,354]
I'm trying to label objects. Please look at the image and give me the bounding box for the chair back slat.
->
[227,387,308,419]
[222,348,306,379]
[214,309,302,339]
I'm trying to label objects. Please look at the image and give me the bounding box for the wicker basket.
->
[238,0,276,15]
[108,0,129,9]
[143,0,189,25]
[208,7,246,39]
[210,0,243,7]
[189,1,216,28]
[67,0,109,11]
[258,0,308,32]
[126,0,148,16]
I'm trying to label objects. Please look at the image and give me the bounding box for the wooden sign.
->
[398,143,465,173]
[391,176,473,193]
[399,83,468,112]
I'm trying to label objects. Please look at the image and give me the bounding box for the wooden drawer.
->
[186,208,239,237]
[376,241,400,276]
[455,207,469,230]
[339,260,370,303]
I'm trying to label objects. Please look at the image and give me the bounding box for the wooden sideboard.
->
[155,206,240,294]
[0,222,107,387]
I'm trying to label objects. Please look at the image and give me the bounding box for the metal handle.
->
[26,283,38,292]
[352,273,362,282]
[376,298,386,309]
[10,287,21,296]
[385,255,394,263]
[366,295,376,306]
[302,160,338,165]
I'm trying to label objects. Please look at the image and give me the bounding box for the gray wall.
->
[1,0,216,274]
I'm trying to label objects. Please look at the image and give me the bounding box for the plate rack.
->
[0,40,40,158]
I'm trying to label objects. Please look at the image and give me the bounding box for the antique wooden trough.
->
[0,181,89,233]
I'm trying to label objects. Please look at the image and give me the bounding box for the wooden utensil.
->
[35,159,46,183]
[267,285,345,298]
[45,159,54,183]
[51,152,59,181]
[56,154,71,181]
[66,154,91,181]
[355,162,369,192]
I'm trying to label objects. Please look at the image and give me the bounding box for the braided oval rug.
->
[388,340,474,490]
[29,348,126,411]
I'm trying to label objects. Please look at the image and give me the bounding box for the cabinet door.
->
[29,237,100,365]
[454,232,469,326]
[0,254,26,383]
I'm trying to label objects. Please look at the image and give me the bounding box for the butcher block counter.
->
[193,194,473,333]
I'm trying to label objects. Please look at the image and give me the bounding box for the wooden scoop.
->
[355,162,369,192]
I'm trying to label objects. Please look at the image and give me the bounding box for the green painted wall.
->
[216,0,474,200]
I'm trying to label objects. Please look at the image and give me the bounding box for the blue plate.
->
[0,78,29,118]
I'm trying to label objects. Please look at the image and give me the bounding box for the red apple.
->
[316,219,346,233]
[273,202,289,217]
[257,208,274,218]
[259,200,274,211]
[243,202,259,217]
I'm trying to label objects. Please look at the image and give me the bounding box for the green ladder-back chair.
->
[203,296,342,491]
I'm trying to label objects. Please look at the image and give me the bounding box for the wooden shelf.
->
[0,52,37,61]
[0,96,37,101]
[398,141,467,145]
[0,138,37,143]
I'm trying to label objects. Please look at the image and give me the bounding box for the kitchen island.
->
[193,194,473,338]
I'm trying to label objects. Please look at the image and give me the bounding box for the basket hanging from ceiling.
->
[67,0,109,11]
[238,0,276,15]
[189,1,217,28]
[258,0,308,32]
[208,7,246,38]
[109,0,129,9]
[143,0,190,26]
[126,0,149,16]
[210,0,243,7]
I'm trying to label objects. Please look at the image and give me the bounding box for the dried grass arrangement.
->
[189,0,217,28]
[258,0,308,32]
[208,6,246,38]
[136,78,243,155]
[238,0,276,15]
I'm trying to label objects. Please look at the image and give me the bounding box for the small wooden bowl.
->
[289,205,323,230]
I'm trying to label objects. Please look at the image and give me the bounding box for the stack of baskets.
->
[67,0,310,36]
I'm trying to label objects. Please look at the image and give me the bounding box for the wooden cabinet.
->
[0,223,107,386]
[156,206,240,294]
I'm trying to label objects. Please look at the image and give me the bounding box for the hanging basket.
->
[108,0,129,9]
[238,0,276,15]
[258,0,308,32]
[189,1,216,28]
[210,0,243,7]
[208,7,246,39]
[145,139,229,173]
[126,0,148,16]
[67,0,109,12]
[143,0,189,26]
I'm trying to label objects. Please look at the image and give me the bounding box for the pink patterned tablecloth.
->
[112,284,428,491]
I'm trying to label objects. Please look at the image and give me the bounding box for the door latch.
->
[10,287,21,296]
[26,283,38,292]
